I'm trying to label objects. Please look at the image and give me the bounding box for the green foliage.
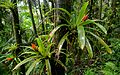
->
[12,35,66,75]
[0,0,119,75]
[0,62,9,75]
[84,69,96,75]
[50,2,111,60]
[101,62,119,75]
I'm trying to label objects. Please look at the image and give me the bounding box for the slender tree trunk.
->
[89,0,93,19]
[10,0,25,75]
[11,1,22,45]
[0,8,4,30]
[38,0,45,34]
[28,0,38,37]
[99,0,102,19]
[0,17,4,30]
[112,0,116,18]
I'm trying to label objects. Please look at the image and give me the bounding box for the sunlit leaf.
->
[13,56,36,71]
[88,32,112,54]
[36,37,45,56]
[26,58,41,75]
[76,2,88,25]
[56,32,69,56]
[45,59,51,75]
[0,59,6,63]
[39,63,45,75]
[80,19,107,34]
[94,23,107,34]
[48,24,68,43]
[49,24,67,40]
[77,26,85,50]
[19,52,38,57]
[0,1,14,9]
[39,35,49,39]
[85,37,93,58]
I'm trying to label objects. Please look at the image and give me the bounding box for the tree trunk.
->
[99,0,102,19]
[51,0,72,75]
[89,0,93,19]
[38,0,45,34]
[10,0,25,75]
[28,0,38,37]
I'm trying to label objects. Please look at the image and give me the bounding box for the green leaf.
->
[48,24,67,41]
[94,23,107,34]
[46,43,53,51]
[88,32,112,54]
[19,51,38,57]
[45,59,51,75]
[0,59,6,63]
[0,2,14,9]
[56,32,69,56]
[13,56,35,71]
[55,59,67,71]
[45,8,71,17]
[80,20,95,26]
[39,35,49,39]
[85,37,93,58]
[26,58,41,75]
[39,63,45,75]
[80,20,107,34]
[36,38,45,56]
[76,2,88,25]
[77,26,85,50]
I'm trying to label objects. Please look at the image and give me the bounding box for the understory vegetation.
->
[0,0,120,75]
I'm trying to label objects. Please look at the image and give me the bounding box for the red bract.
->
[31,43,36,49]
[6,58,13,61]
[82,15,88,21]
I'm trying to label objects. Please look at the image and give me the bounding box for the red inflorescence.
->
[82,15,88,21]
[31,43,36,50]
[6,58,13,61]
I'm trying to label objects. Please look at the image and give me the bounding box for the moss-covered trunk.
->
[51,0,72,75]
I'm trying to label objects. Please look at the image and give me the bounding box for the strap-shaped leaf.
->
[94,23,107,34]
[88,32,112,54]
[80,20,107,34]
[13,56,36,71]
[0,59,6,63]
[36,38,45,56]
[49,24,68,37]
[85,37,93,58]
[76,2,88,25]
[26,58,41,75]
[80,20,95,26]
[45,59,51,75]
[46,43,53,51]
[19,51,39,57]
[39,63,45,75]
[54,59,67,71]
[77,26,85,50]
[48,24,67,41]
[56,32,69,56]
[45,8,71,17]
